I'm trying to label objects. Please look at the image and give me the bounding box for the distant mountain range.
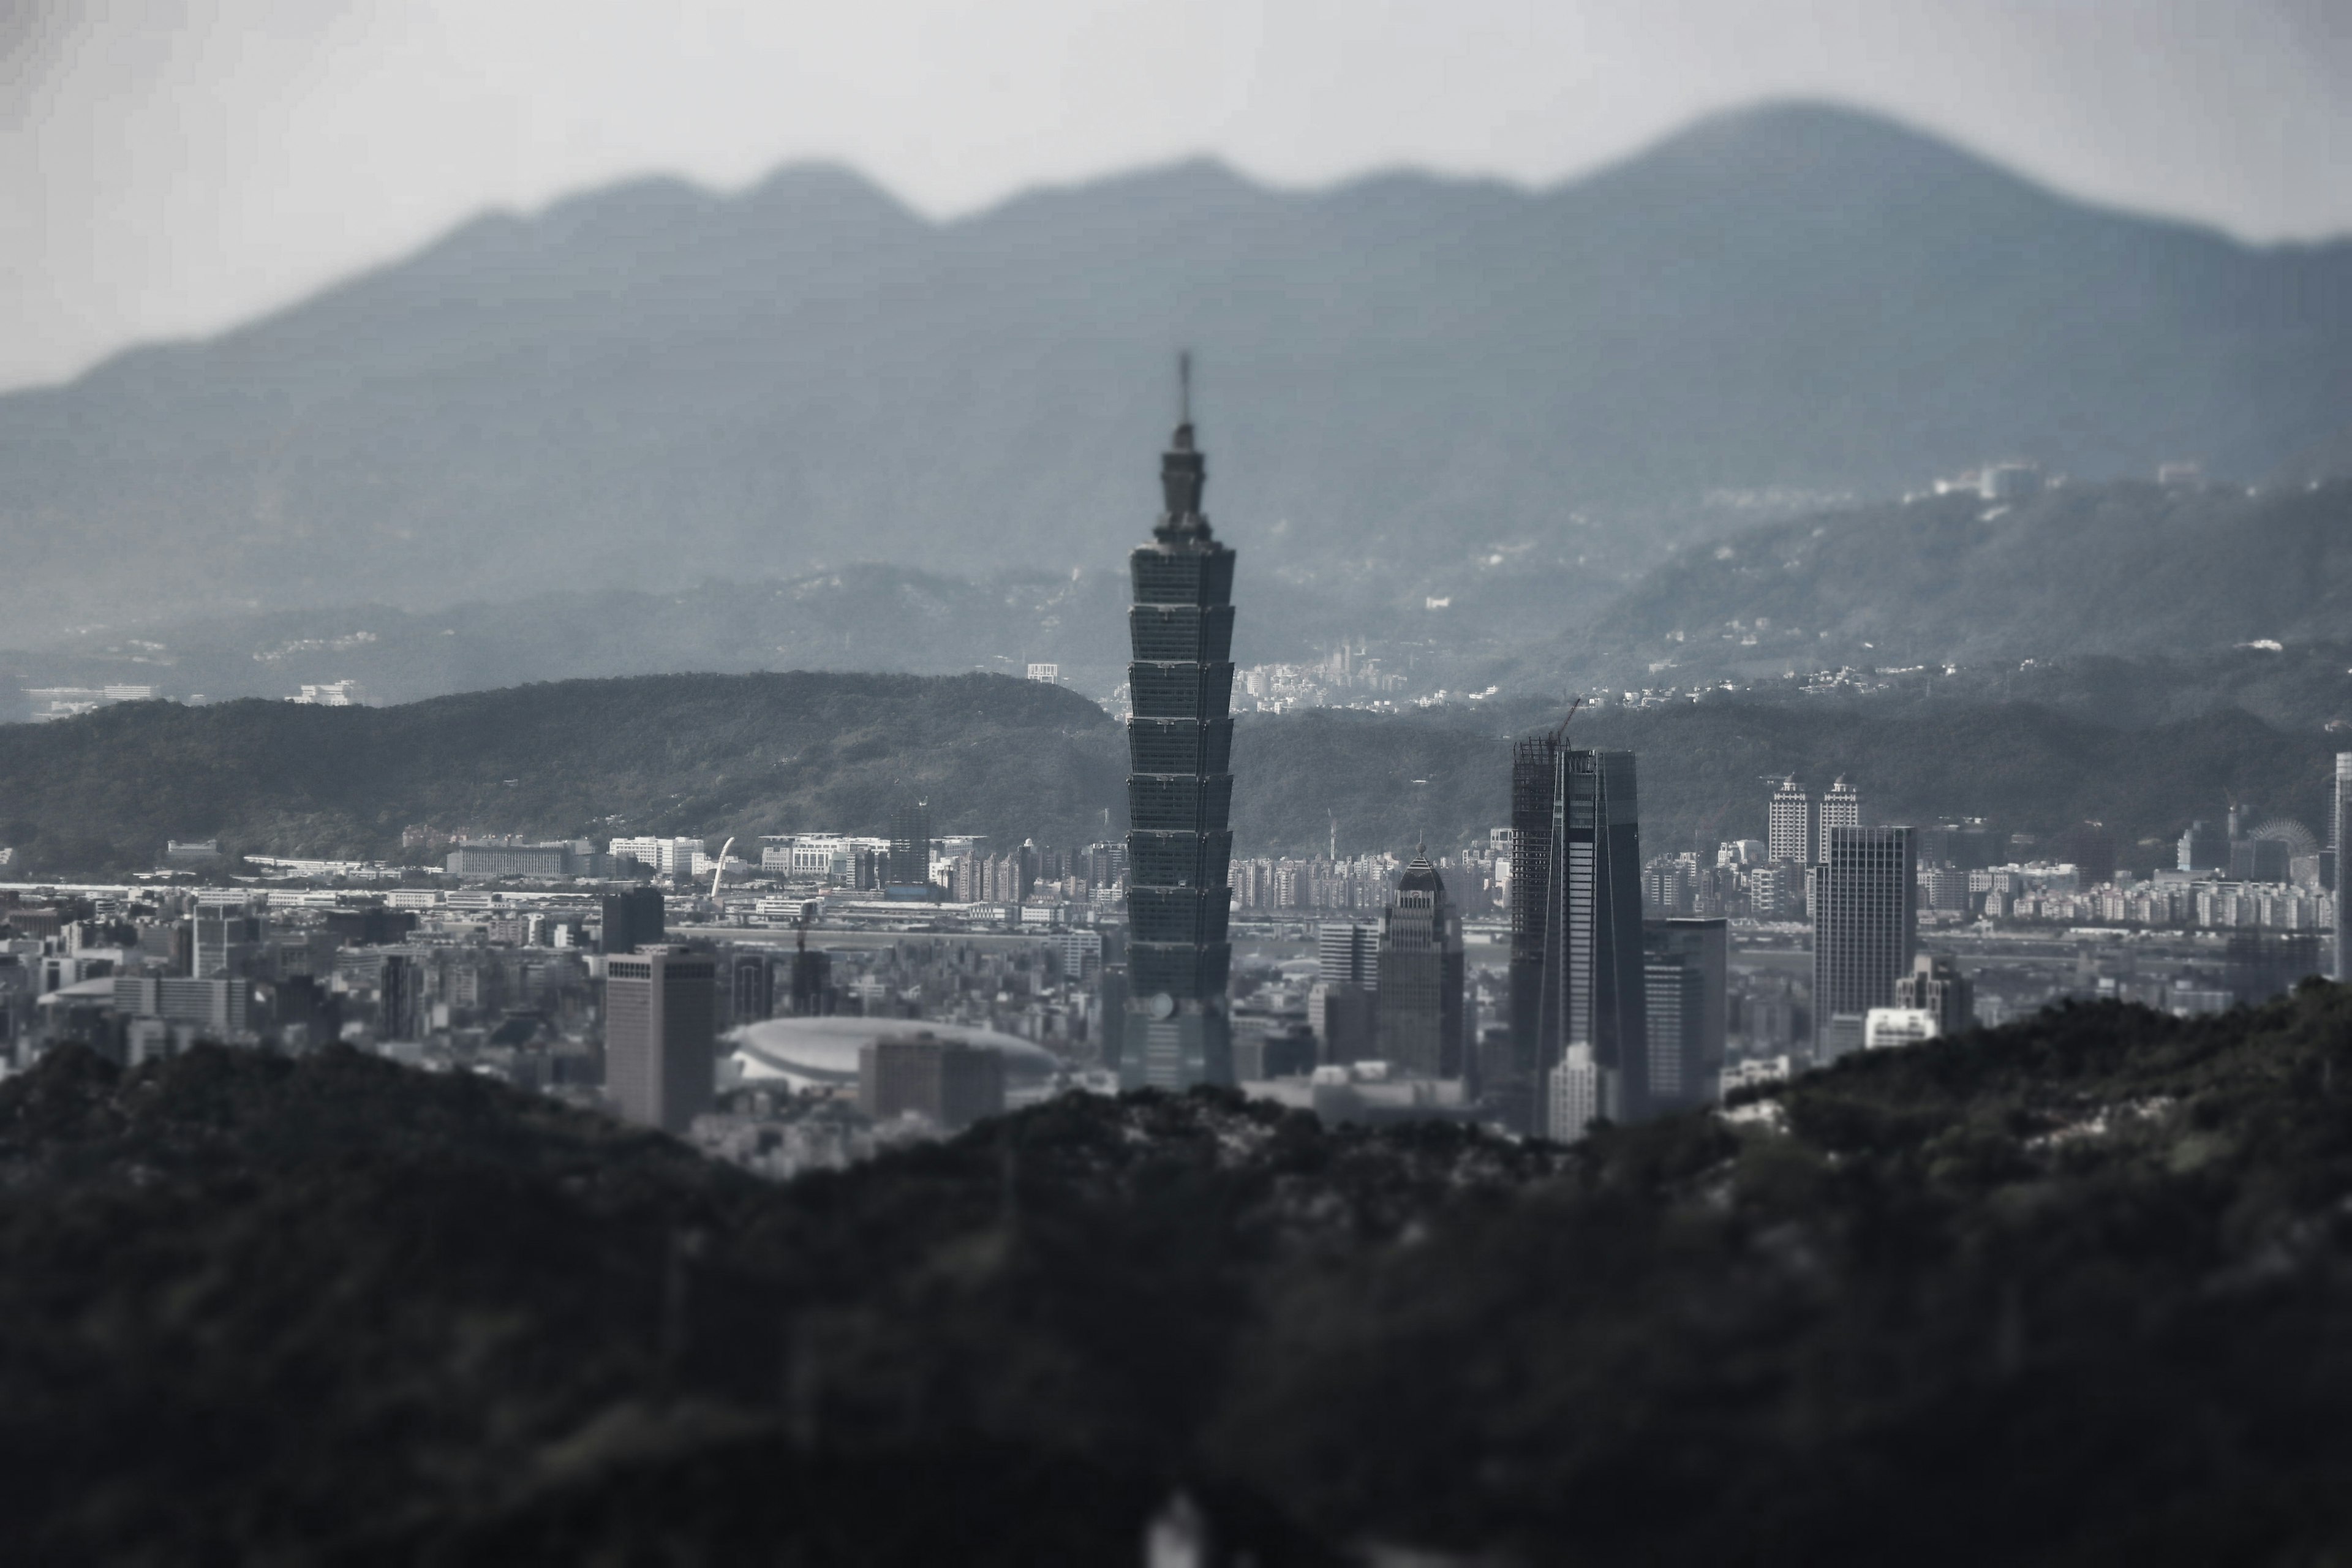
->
[2,102,2346,646]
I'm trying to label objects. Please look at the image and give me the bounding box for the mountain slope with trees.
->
[1538,477,2352,689]
[10,986,2352,1561]
[1,103,2346,643]
[0,673,2334,874]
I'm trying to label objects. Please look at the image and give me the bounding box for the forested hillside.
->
[1544,477,2352,688]
[10,986,2352,1561]
[0,673,1121,872]
[0,673,2333,875]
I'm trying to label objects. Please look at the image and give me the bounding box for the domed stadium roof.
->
[727,1016,1060,1088]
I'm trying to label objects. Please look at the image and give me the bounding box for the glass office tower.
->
[1122,362,1237,1090]
[1509,736,1647,1136]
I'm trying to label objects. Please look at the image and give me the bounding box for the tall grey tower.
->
[1509,731,1648,1137]
[1122,356,1238,1090]
[1376,849,1466,1080]
[2334,753,2351,981]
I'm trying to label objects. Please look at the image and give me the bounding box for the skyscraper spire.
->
[1158,351,1208,537]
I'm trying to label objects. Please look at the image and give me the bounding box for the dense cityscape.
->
[4,402,2344,1184]
[6,21,2352,1558]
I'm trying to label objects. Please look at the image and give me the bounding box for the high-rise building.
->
[1768,777,1813,865]
[1547,1042,1601,1144]
[379,954,422,1041]
[1641,957,1706,1110]
[1311,917,1379,1065]
[1510,736,1648,1135]
[1893,952,1974,1035]
[601,886,665,956]
[1812,826,1917,1060]
[888,799,932,891]
[858,1033,1006,1130]
[1644,916,1727,1110]
[729,952,774,1025]
[1374,850,1466,1080]
[604,946,717,1133]
[787,942,833,1017]
[2335,755,2352,979]
[1122,358,1238,1091]
[1819,776,1861,842]
[2178,820,2228,873]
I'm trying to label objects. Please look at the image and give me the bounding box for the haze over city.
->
[3,2,2351,1562]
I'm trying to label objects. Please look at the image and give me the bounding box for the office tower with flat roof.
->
[1819,776,1861,841]
[1645,916,1727,1109]
[1768,777,1812,865]
[1312,916,1379,1065]
[1510,734,1648,1135]
[1812,825,1917,1060]
[1642,957,1707,1110]
[858,1033,1006,1131]
[888,799,932,891]
[601,886,665,956]
[729,951,774,1025]
[1376,850,1466,1080]
[1122,356,1238,1091]
[605,946,717,1133]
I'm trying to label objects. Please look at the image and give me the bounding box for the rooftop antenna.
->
[1178,350,1192,427]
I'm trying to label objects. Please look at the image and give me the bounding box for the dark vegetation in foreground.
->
[10,987,2352,1562]
[0,669,2338,873]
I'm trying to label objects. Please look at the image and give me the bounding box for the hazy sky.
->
[3,0,2346,392]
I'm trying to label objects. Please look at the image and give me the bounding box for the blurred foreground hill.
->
[10,987,2352,1561]
[0,671,2337,872]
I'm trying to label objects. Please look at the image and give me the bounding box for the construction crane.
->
[1548,696,1585,745]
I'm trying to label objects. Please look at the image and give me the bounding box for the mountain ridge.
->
[4,101,2347,643]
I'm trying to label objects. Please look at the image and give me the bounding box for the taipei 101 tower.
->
[1120,355,1238,1090]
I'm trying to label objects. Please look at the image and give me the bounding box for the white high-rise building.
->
[1546,1044,1601,1142]
[1819,776,1862,840]
[1768,777,1812,865]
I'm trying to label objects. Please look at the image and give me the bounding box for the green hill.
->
[1542,477,2352,689]
[1233,697,2338,864]
[0,674,2334,874]
[0,671,1121,872]
[10,986,2352,1560]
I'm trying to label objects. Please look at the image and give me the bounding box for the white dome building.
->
[726,1016,1061,1096]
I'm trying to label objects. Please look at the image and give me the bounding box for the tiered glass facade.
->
[1121,398,1237,1090]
